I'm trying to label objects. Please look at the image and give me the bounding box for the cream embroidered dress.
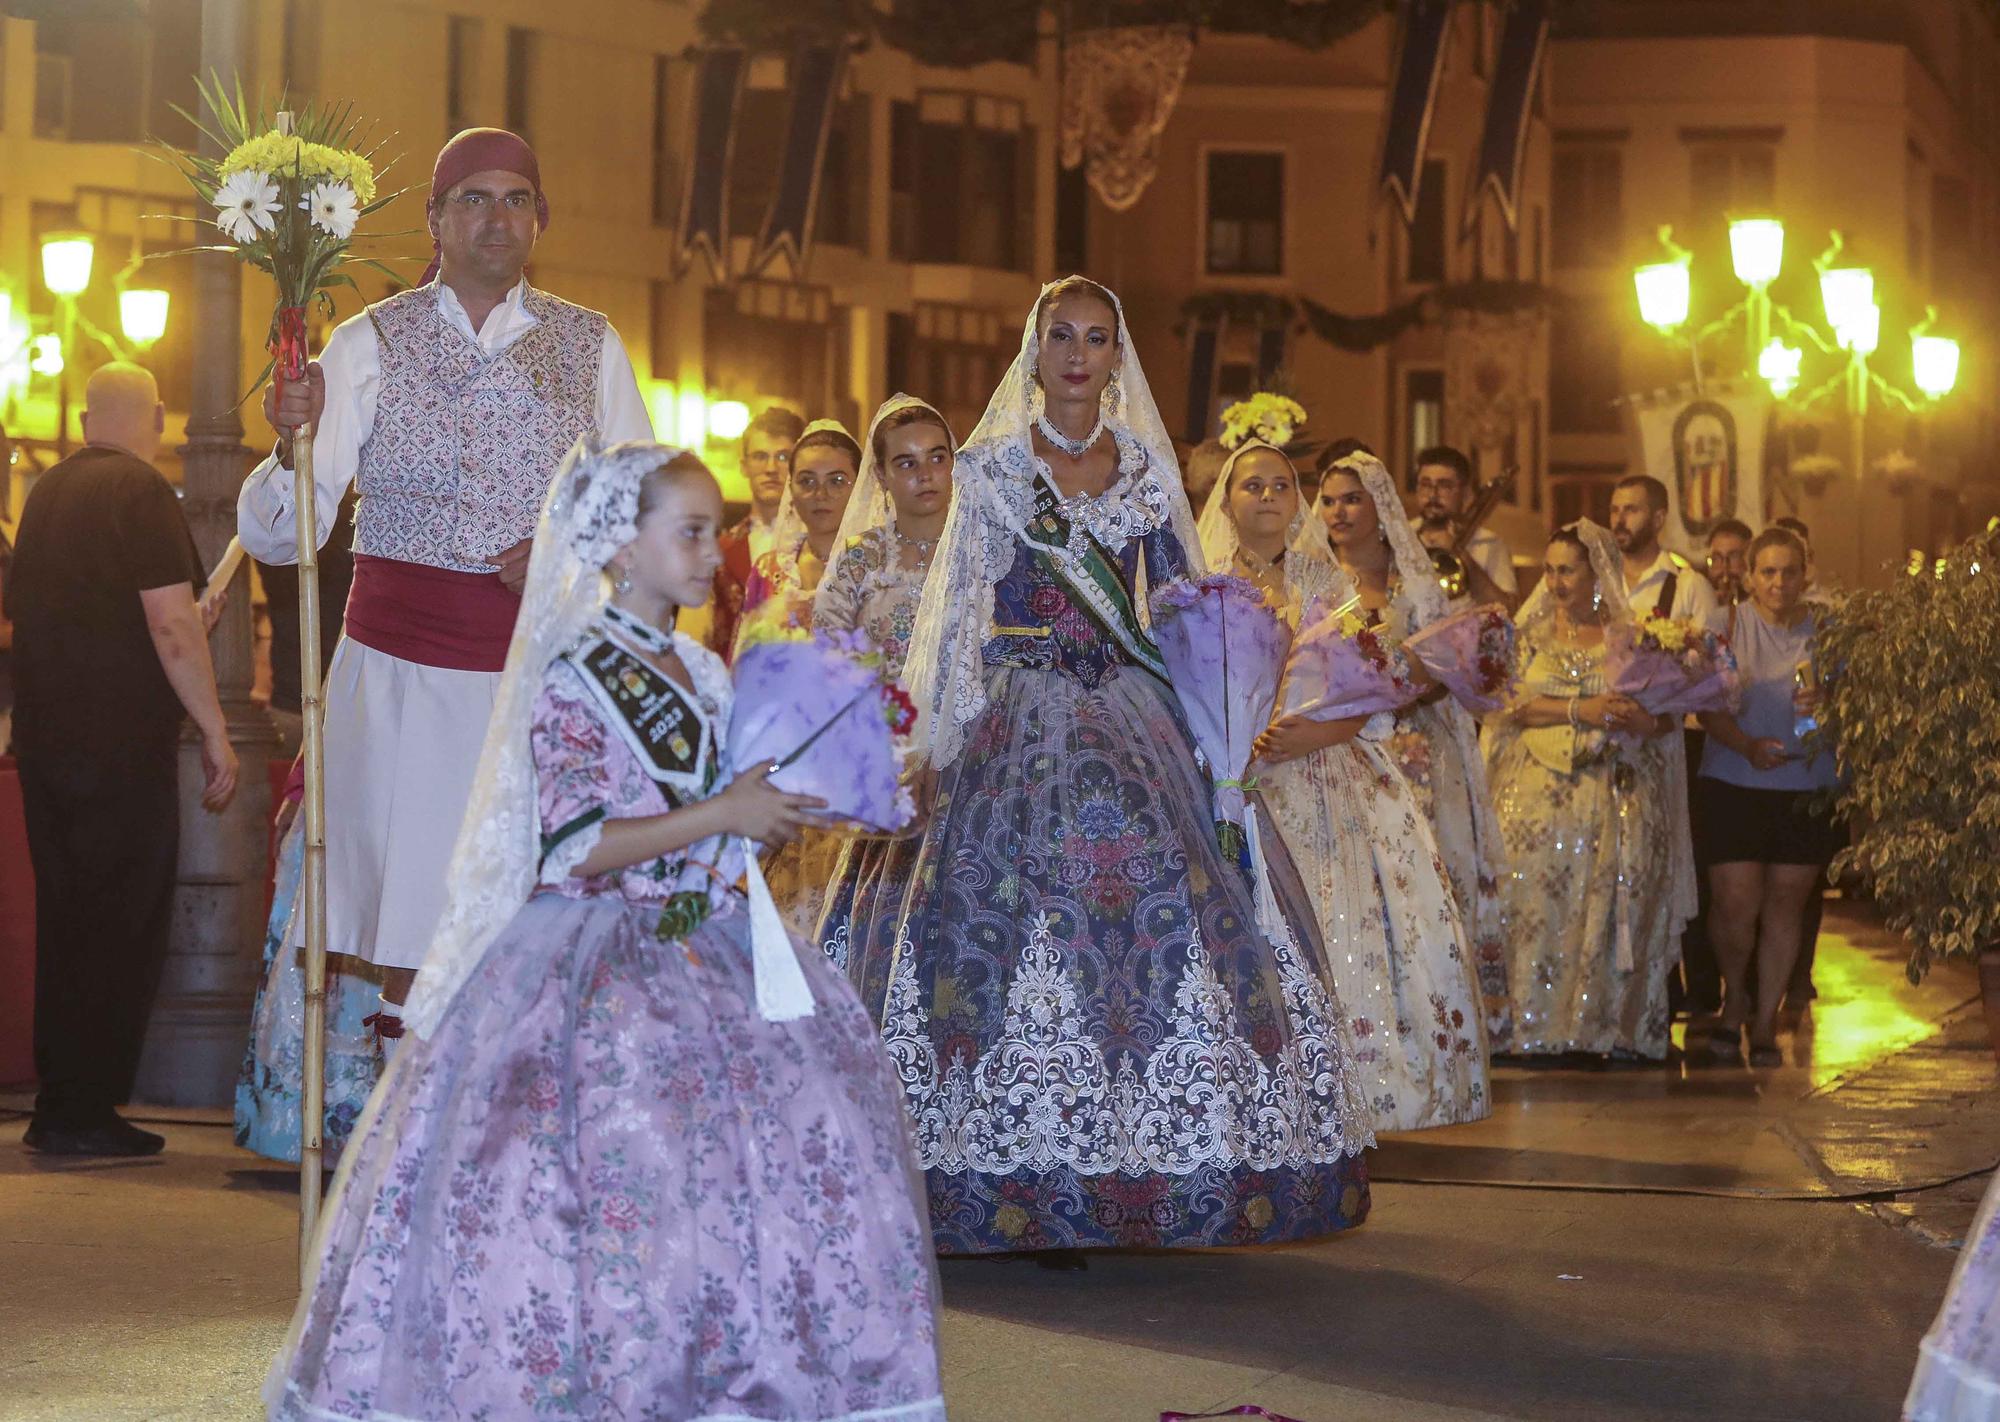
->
[1201,450,1487,1132]
[1482,520,1689,1059]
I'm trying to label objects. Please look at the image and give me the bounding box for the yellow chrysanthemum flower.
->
[1219,392,1308,451]
[220,133,376,206]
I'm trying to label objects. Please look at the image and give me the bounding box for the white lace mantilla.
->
[881,910,1370,1177]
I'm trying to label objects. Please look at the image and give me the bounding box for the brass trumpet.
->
[1427,464,1517,599]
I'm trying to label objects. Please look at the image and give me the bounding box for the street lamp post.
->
[1630,220,1961,578]
[39,234,93,455]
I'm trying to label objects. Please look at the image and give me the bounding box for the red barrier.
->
[0,758,34,1087]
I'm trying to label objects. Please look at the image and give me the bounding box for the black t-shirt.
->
[5,445,206,756]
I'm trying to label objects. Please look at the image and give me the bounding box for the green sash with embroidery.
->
[1015,474,1168,682]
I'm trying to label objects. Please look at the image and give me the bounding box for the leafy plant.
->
[1819,521,2000,979]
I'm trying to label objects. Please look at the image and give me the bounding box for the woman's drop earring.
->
[612,564,633,596]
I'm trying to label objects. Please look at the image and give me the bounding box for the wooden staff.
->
[294,416,328,1272]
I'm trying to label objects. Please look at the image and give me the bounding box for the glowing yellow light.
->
[645,382,679,441]
[1841,300,1880,356]
[1757,338,1803,397]
[119,288,170,345]
[1633,259,1691,332]
[40,234,94,298]
[29,333,64,376]
[0,293,24,395]
[1729,218,1785,287]
[1912,334,1960,399]
[1819,267,1875,347]
[676,390,707,447]
[707,399,751,442]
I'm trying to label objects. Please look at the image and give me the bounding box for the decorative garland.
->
[1177,281,1559,354]
[696,0,1388,67]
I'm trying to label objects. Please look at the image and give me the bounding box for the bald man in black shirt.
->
[7,364,238,1156]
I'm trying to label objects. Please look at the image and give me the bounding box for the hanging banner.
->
[1468,0,1549,231]
[1183,315,1225,444]
[1377,0,1454,225]
[675,47,746,280]
[1061,24,1195,213]
[749,44,847,277]
[1631,387,1770,552]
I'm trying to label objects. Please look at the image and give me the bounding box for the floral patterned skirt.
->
[831,662,1372,1255]
[266,894,944,1422]
[1401,701,1513,1046]
[1262,736,1489,1132]
[1489,740,1678,1058]
[234,822,385,1164]
[761,825,847,944]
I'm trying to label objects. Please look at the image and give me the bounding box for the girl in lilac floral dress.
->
[266,442,945,1422]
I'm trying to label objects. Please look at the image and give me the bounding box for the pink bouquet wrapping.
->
[1278,596,1426,721]
[1403,603,1518,716]
[1149,574,1292,825]
[1604,615,1741,716]
[727,626,917,839]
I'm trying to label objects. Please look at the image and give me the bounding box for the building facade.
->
[1546,1,2000,587]
[1078,3,1555,570]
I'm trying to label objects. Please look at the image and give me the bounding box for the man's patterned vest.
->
[356,285,604,573]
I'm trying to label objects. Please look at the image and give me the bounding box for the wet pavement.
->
[0,898,1991,1420]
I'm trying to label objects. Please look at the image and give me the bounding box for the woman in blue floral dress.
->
[234,817,385,1163]
[266,442,944,1422]
[823,278,1373,1259]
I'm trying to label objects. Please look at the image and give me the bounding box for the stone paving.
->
[0,900,1991,1421]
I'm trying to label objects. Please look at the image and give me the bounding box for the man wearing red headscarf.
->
[239,128,652,1052]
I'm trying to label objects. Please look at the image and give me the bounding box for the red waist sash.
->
[343,553,520,673]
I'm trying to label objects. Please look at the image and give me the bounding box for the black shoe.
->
[23,1115,165,1157]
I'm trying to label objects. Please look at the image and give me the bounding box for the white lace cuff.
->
[1357,711,1398,743]
[538,809,606,886]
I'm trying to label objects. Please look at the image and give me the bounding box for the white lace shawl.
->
[404,436,813,1039]
[812,394,954,626]
[1196,439,1312,574]
[1304,452,1509,889]
[901,277,1202,768]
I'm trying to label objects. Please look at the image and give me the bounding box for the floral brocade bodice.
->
[815,527,928,681]
[531,626,743,910]
[982,516,1188,689]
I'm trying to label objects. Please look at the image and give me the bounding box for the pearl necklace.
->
[1036,407,1104,459]
[894,527,936,562]
[604,602,675,656]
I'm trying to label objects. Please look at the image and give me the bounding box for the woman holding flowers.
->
[1303,454,1514,1042]
[838,278,1372,1260]
[1482,522,1694,1060]
[1695,526,1840,1067]
[1199,402,1487,1130]
[733,419,862,934]
[813,395,955,987]
[267,441,944,1422]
